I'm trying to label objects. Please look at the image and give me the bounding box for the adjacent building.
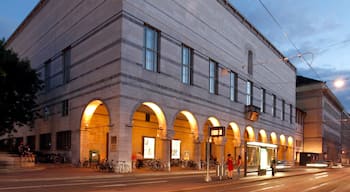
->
[296,76,344,162]
[4,0,298,173]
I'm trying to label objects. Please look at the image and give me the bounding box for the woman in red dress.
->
[226,154,234,179]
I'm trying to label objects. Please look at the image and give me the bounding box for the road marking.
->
[97,180,168,188]
[303,182,328,192]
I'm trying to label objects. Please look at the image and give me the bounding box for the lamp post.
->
[204,137,212,182]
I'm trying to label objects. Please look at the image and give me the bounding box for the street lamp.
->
[334,78,347,88]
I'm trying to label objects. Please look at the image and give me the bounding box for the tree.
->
[0,39,43,136]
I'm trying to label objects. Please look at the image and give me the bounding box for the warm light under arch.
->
[143,102,167,130]
[82,100,103,127]
[180,110,198,135]
[280,134,286,146]
[270,132,277,144]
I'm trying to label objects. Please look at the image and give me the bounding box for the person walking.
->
[226,154,234,179]
[236,155,242,179]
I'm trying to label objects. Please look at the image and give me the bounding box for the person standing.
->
[271,158,276,176]
[226,154,234,179]
[236,155,242,179]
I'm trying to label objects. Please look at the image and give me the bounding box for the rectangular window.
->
[248,50,253,75]
[62,100,69,117]
[281,100,285,120]
[246,81,253,105]
[40,133,51,150]
[209,60,218,94]
[289,104,293,123]
[272,94,276,117]
[181,45,193,84]
[27,135,36,151]
[62,46,71,84]
[260,88,266,112]
[56,131,71,150]
[44,59,51,92]
[229,71,237,101]
[144,25,159,72]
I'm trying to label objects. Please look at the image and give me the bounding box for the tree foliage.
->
[0,39,43,136]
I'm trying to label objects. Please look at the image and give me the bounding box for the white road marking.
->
[97,180,168,188]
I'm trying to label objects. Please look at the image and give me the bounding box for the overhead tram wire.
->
[258,0,322,81]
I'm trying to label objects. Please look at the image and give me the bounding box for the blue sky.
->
[0,0,349,112]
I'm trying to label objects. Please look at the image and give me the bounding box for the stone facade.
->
[297,76,343,162]
[5,0,298,172]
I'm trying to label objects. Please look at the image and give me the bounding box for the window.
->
[289,104,293,123]
[62,46,71,84]
[229,71,237,101]
[181,45,193,84]
[209,60,218,94]
[40,133,51,150]
[272,94,276,117]
[62,100,69,117]
[248,50,253,75]
[246,80,253,105]
[27,135,36,151]
[145,112,150,122]
[261,88,266,112]
[281,100,285,120]
[44,59,51,92]
[56,131,71,150]
[144,25,159,72]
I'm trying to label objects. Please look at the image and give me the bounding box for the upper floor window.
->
[62,46,71,84]
[44,59,51,92]
[144,25,159,72]
[209,60,218,94]
[272,94,276,117]
[248,50,253,75]
[62,99,69,117]
[230,71,237,101]
[289,104,293,123]
[261,88,266,112]
[181,45,193,84]
[246,80,253,105]
[281,100,285,120]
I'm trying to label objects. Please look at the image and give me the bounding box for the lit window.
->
[246,81,253,105]
[144,25,159,72]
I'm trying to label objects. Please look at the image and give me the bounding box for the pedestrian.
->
[271,158,276,176]
[136,152,143,168]
[236,155,242,178]
[132,153,137,169]
[226,154,234,179]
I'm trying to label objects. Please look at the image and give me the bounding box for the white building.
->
[5,0,298,174]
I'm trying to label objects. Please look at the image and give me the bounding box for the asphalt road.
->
[1,168,349,192]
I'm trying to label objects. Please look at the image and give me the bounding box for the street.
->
[1,167,350,192]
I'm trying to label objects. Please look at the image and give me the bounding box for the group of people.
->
[226,154,242,179]
[132,152,143,169]
[18,142,35,162]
